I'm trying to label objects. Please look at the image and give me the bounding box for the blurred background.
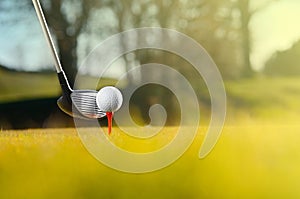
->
[0,0,300,129]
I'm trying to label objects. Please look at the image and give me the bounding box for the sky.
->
[0,8,53,71]
[0,0,300,73]
[250,0,300,71]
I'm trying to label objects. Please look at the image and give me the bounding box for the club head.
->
[56,70,105,119]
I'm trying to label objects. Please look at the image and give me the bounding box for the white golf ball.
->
[96,86,123,112]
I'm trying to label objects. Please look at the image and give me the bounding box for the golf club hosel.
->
[57,71,73,102]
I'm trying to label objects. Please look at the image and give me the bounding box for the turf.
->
[1,125,300,199]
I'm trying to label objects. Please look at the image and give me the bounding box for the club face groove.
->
[71,90,106,119]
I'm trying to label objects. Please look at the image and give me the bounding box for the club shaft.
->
[32,0,62,73]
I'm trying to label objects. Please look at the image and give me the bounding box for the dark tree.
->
[237,0,253,76]
[42,0,96,87]
[264,40,300,76]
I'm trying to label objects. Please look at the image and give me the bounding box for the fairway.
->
[1,125,300,199]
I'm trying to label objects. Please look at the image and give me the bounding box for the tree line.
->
[1,0,282,82]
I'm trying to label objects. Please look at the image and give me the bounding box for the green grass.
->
[224,76,300,124]
[1,125,300,199]
[0,69,60,102]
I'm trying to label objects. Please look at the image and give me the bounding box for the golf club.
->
[32,0,106,119]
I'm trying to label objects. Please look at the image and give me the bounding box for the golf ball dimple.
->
[96,86,123,112]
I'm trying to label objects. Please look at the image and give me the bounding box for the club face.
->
[57,92,105,119]
[71,90,106,119]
